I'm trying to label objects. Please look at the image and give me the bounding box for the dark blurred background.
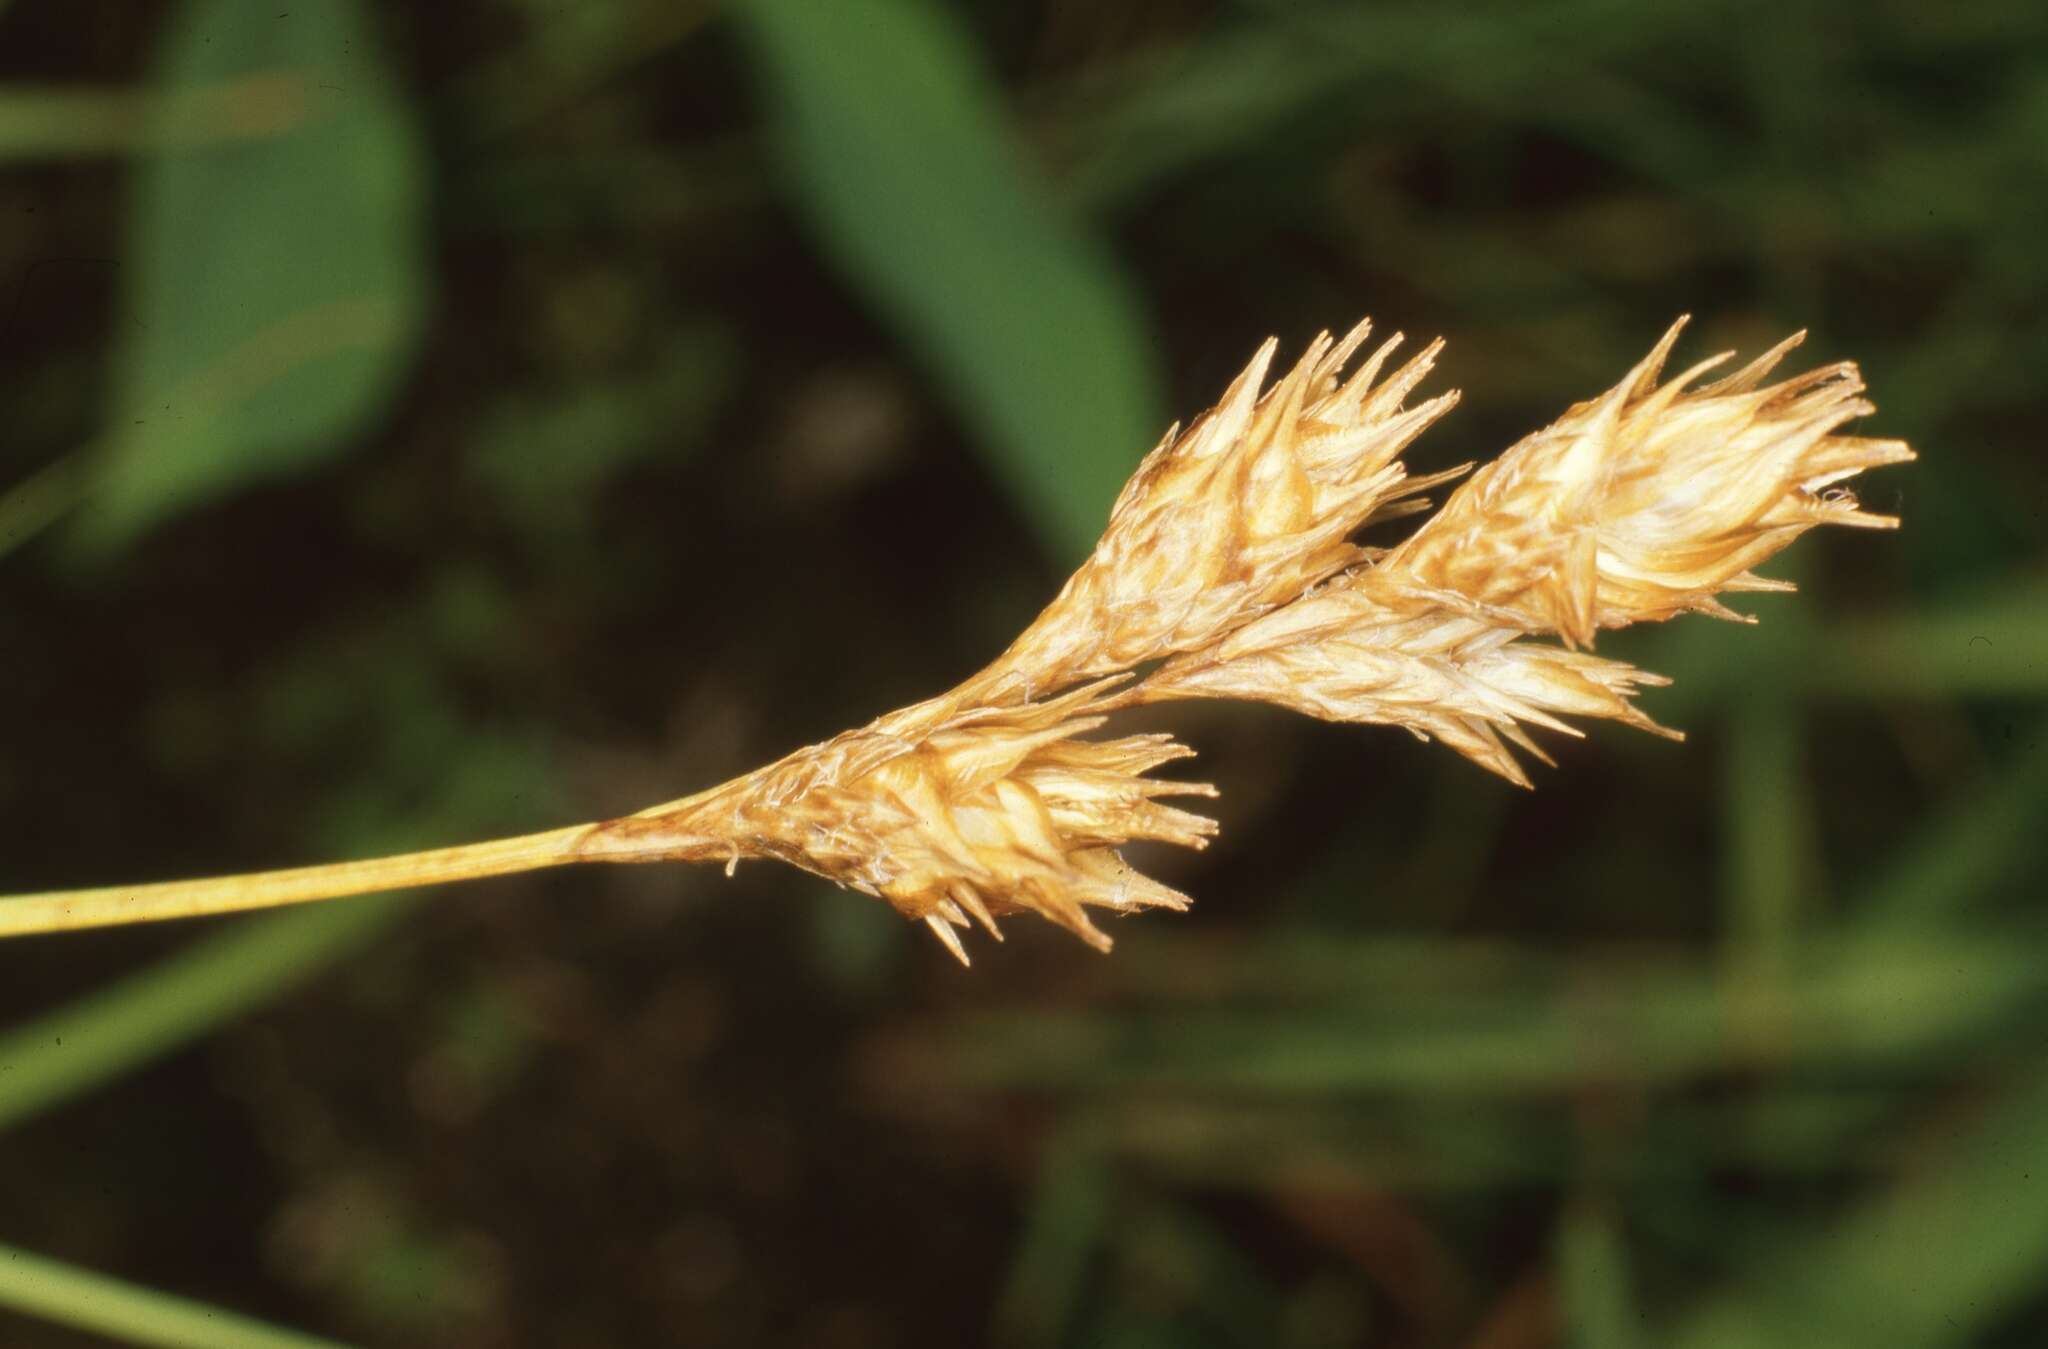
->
[1,1,2045,1346]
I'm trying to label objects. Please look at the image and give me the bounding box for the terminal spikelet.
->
[970,321,1462,699]
[1384,316,1917,645]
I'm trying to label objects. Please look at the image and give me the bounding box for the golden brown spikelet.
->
[1140,584,1678,788]
[0,315,1913,958]
[585,680,1216,960]
[1385,317,1917,646]
[1137,321,1911,786]
[968,321,1462,700]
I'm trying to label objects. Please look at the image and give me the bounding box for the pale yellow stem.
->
[0,825,600,939]
[0,786,743,940]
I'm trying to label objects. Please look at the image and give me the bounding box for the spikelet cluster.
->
[968,322,1462,700]
[0,316,1912,954]
[1138,319,1913,785]
[591,681,1216,957]
[595,316,1909,959]
[1380,318,1914,643]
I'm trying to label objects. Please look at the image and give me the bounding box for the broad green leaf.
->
[731,0,1160,562]
[77,0,427,551]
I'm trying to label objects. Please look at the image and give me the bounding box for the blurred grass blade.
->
[452,0,712,140]
[1634,575,2048,718]
[1668,1068,2048,1349]
[1821,577,2048,696]
[933,932,2046,1094]
[1857,727,2048,930]
[1722,695,1815,979]
[1122,1196,1284,1346]
[0,1239,352,1349]
[74,0,427,552]
[0,76,307,160]
[0,454,89,563]
[1058,1,1709,212]
[1557,1203,1640,1349]
[1047,1092,1898,1192]
[993,1132,1113,1349]
[1055,20,1372,211]
[731,0,1160,562]
[0,897,403,1133]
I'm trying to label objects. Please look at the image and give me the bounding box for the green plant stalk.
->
[0,1240,352,1349]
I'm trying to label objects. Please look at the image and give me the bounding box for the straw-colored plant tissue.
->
[0,318,1911,958]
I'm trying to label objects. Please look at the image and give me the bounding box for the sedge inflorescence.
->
[0,315,1913,955]
[587,679,1216,955]
[599,316,1912,960]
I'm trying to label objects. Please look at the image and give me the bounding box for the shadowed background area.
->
[1,1,2044,1346]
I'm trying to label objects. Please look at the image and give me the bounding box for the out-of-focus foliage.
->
[732,0,1160,560]
[0,0,2043,1346]
[85,0,427,551]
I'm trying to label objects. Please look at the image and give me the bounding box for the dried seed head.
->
[1139,321,1912,784]
[0,314,1915,957]
[597,681,1215,958]
[1144,584,1678,786]
[1386,318,1917,646]
[969,322,1461,699]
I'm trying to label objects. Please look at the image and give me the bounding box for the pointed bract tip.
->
[924,913,971,965]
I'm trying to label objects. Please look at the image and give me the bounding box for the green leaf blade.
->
[732,0,1161,562]
[79,0,429,551]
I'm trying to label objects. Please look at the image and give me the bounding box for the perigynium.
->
[0,317,1912,960]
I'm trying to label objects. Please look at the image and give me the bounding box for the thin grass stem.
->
[0,825,595,938]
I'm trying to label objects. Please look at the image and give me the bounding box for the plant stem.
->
[0,1239,349,1349]
[0,825,597,939]
[0,780,741,939]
